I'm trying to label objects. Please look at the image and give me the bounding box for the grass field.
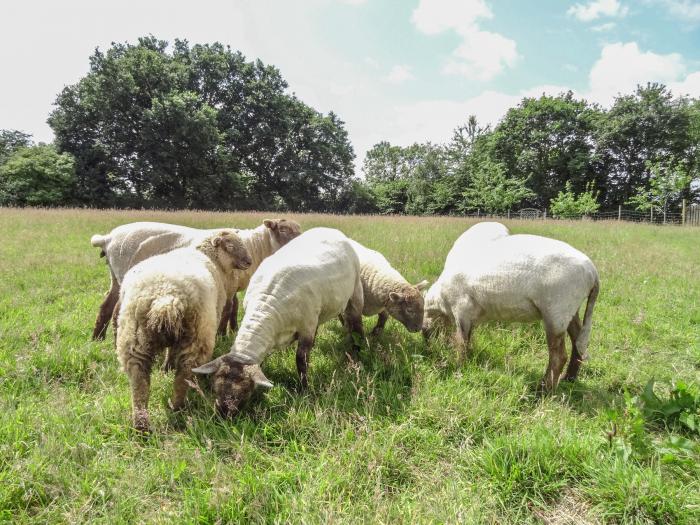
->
[1,208,699,524]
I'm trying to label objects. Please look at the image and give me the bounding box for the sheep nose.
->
[237,257,252,270]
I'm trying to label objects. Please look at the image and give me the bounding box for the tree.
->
[48,36,355,210]
[596,83,696,206]
[0,145,76,206]
[488,92,602,207]
[627,161,692,221]
[459,158,534,213]
[0,130,32,165]
[362,141,447,214]
[550,181,600,218]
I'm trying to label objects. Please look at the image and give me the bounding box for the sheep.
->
[191,227,364,417]
[90,218,302,340]
[345,238,428,335]
[116,229,252,431]
[423,222,599,392]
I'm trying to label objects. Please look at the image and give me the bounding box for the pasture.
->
[1,207,699,524]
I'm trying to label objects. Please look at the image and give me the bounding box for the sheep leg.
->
[564,314,583,382]
[344,308,364,361]
[228,294,239,332]
[162,348,176,372]
[171,356,196,411]
[111,299,121,341]
[541,330,567,393]
[217,298,232,336]
[92,275,120,340]
[337,313,345,325]
[125,356,152,432]
[453,319,473,362]
[296,335,314,390]
[370,311,389,337]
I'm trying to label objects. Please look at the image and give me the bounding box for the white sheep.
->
[423,222,599,391]
[116,229,252,431]
[347,238,428,335]
[192,227,364,417]
[90,218,302,339]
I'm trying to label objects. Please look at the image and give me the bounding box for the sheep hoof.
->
[133,410,151,433]
[168,398,185,412]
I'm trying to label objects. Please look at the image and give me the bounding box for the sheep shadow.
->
[162,319,616,441]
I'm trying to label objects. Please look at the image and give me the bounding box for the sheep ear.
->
[192,356,223,375]
[251,366,273,389]
[263,219,278,230]
[415,280,429,292]
[212,234,223,247]
[388,292,402,303]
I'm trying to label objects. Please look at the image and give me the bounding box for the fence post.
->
[477,209,480,218]
[682,199,686,225]
[507,209,510,220]
[543,209,547,220]
[650,207,653,223]
[618,205,621,221]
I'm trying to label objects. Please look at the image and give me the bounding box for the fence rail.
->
[461,202,700,226]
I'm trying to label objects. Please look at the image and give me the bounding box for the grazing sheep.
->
[346,238,428,335]
[90,218,302,340]
[423,222,599,392]
[116,230,252,431]
[192,227,364,417]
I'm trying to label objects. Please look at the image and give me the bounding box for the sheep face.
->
[192,354,272,417]
[386,280,429,332]
[263,219,303,250]
[213,231,253,270]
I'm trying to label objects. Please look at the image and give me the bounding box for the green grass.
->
[1,208,699,524]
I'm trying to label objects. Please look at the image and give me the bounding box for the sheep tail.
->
[91,234,109,257]
[146,295,185,338]
[576,276,599,360]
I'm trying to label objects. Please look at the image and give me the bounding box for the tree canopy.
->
[47,36,355,211]
[2,38,699,215]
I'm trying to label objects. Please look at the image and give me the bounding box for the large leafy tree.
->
[488,92,602,207]
[48,37,354,210]
[0,145,76,206]
[596,83,697,206]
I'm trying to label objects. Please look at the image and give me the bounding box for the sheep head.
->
[386,280,429,332]
[421,282,449,339]
[211,230,253,271]
[263,218,303,250]
[192,354,272,418]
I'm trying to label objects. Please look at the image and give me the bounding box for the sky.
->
[1,0,700,169]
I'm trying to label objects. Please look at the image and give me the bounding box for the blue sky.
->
[1,0,699,168]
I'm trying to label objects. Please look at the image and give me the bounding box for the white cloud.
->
[411,0,518,81]
[384,65,414,84]
[339,0,368,5]
[363,57,380,70]
[586,42,686,104]
[670,71,700,97]
[592,22,617,31]
[568,0,628,21]
[657,0,700,21]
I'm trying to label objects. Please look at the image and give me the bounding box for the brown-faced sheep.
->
[90,218,302,340]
